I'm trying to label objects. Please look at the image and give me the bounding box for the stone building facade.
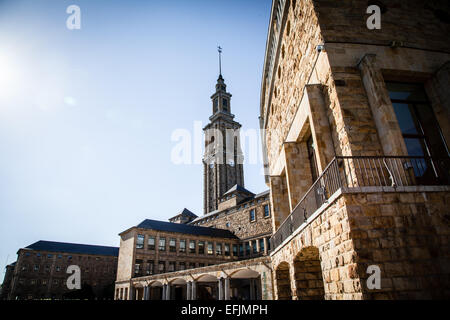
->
[6,241,119,300]
[0,262,16,300]
[261,0,450,300]
[115,70,273,300]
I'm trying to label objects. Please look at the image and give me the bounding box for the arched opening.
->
[196,274,218,300]
[149,281,163,300]
[294,247,325,300]
[275,262,292,300]
[170,278,187,300]
[229,269,261,300]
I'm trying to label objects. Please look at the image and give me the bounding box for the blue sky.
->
[0,0,272,282]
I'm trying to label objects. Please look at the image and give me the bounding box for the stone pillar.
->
[224,278,230,300]
[191,281,197,300]
[162,284,166,301]
[269,175,291,231]
[359,54,407,156]
[186,282,191,300]
[218,278,224,300]
[305,84,335,172]
[263,238,268,255]
[166,283,171,300]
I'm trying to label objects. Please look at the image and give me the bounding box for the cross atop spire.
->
[217,45,223,77]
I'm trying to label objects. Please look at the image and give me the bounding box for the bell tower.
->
[203,47,244,214]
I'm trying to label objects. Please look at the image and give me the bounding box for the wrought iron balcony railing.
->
[270,156,450,251]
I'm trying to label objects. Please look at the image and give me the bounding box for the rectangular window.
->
[207,242,213,255]
[147,260,154,275]
[168,262,175,272]
[148,236,156,250]
[169,238,176,252]
[387,82,449,184]
[233,244,238,257]
[264,205,270,217]
[34,265,39,272]
[159,237,166,251]
[266,237,271,251]
[239,244,244,257]
[259,238,265,253]
[252,240,258,254]
[179,239,186,253]
[198,241,205,254]
[189,240,196,254]
[224,244,230,256]
[249,209,256,222]
[179,262,186,271]
[158,261,165,273]
[134,259,143,276]
[245,242,251,256]
[216,243,222,255]
[136,234,144,249]
[199,263,205,267]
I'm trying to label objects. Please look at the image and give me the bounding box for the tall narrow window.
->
[207,242,214,255]
[224,243,230,256]
[387,82,449,184]
[249,209,256,222]
[307,135,319,182]
[189,240,196,254]
[148,236,155,250]
[216,243,222,255]
[198,241,205,254]
[136,235,144,249]
[233,244,238,257]
[169,238,176,252]
[259,238,265,253]
[159,237,166,251]
[179,239,186,253]
[263,204,270,217]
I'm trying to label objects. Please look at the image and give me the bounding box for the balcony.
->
[270,156,450,251]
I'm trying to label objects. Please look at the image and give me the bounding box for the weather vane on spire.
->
[217,45,222,76]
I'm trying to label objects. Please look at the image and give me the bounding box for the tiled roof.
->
[169,208,198,220]
[136,219,237,239]
[24,241,119,257]
[223,184,255,196]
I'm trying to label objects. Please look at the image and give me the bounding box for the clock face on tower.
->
[228,159,235,167]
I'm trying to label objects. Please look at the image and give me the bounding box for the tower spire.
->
[217,45,222,77]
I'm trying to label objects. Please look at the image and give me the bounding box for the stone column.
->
[359,54,407,156]
[224,278,230,300]
[191,281,197,300]
[305,84,335,172]
[269,175,291,231]
[263,238,268,255]
[218,278,224,300]
[186,282,191,300]
[162,284,166,301]
[166,283,171,300]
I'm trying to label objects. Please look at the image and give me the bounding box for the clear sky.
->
[0,0,272,282]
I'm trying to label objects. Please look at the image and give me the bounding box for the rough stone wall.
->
[116,231,135,282]
[345,190,450,299]
[199,198,273,240]
[271,196,363,300]
[314,0,450,53]
[264,0,324,168]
